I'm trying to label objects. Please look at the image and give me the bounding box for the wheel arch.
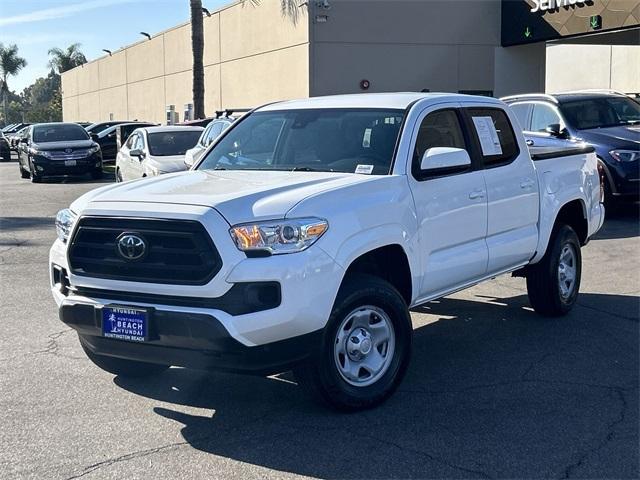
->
[340,244,413,306]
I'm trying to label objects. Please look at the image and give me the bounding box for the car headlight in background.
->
[610,149,640,163]
[55,209,77,243]
[230,218,328,255]
[88,145,100,154]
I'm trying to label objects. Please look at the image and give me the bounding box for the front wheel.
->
[19,164,30,179]
[294,274,412,411]
[80,339,169,378]
[526,224,582,317]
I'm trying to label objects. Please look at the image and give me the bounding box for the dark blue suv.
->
[502,92,640,205]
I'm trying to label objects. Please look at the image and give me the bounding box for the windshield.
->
[197,108,405,174]
[561,97,640,130]
[148,130,201,156]
[33,124,90,143]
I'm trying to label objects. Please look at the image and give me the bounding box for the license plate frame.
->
[101,305,149,342]
[64,159,77,167]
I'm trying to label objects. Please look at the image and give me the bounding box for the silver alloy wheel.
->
[558,243,577,300]
[334,305,395,387]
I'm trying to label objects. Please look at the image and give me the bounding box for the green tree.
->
[0,43,27,125]
[47,43,87,74]
[21,71,62,122]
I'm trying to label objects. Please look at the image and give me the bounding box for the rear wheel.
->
[80,339,169,378]
[115,167,123,183]
[526,224,582,317]
[294,274,412,411]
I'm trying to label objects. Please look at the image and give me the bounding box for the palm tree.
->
[47,43,87,74]
[188,0,302,120]
[0,43,27,125]
[190,0,205,119]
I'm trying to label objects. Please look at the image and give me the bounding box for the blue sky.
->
[0,0,230,93]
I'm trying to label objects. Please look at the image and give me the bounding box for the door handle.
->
[469,190,485,200]
[526,139,534,147]
[520,178,535,189]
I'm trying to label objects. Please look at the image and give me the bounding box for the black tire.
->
[294,274,412,411]
[526,224,582,317]
[115,168,123,183]
[80,339,169,378]
[19,164,30,179]
[91,168,103,180]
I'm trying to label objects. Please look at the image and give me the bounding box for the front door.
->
[408,105,489,299]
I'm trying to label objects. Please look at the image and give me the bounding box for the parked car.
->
[115,125,203,182]
[3,122,31,136]
[18,123,103,183]
[502,91,640,205]
[8,125,30,150]
[75,122,92,128]
[94,122,157,160]
[0,132,10,161]
[85,121,130,136]
[51,93,604,410]
[184,117,236,168]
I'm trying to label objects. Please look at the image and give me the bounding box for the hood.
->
[577,125,640,147]
[73,170,379,225]
[32,139,95,150]
[148,155,190,173]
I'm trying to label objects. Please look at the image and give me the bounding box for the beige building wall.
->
[62,1,309,123]
[546,44,640,93]
[309,0,542,97]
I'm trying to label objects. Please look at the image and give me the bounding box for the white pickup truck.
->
[50,93,605,411]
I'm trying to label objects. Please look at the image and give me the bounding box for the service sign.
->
[501,0,640,46]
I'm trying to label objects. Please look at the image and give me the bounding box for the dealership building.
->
[61,0,640,124]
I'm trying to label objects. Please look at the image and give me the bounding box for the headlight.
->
[29,147,52,158]
[230,218,328,255]
[55,209,77,243]
[88,145,100,154]
[610,149,640,163]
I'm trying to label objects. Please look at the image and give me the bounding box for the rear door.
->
[408,104,489,298]
[463,105,539,274]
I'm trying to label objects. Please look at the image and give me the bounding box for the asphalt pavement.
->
[1,158,638,479]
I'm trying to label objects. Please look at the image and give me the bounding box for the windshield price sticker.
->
[355,164,374,174]
[472,116,503,156]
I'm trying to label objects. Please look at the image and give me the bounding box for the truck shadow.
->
[114,292,639,479]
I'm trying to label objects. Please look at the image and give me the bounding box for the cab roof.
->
[258,92,502,111]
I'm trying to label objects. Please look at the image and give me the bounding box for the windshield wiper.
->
[290,166,334,172]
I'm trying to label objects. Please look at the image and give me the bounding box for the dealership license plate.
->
[102,306,148,342]
[64,159,77,166]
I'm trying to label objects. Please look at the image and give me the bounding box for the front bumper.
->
[32,154,102,176]
[50,205,345,371]
[62,303,322,375]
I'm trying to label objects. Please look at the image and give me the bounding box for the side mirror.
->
[129,148,145,159]
[184,155,194,168]
[20,137,29,144]
[545,123,569,139]
[421,147,471,172]
[90,133,99,141]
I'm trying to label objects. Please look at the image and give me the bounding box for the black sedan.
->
[18,123,103,183]
[0,132,10,162]
[94,122,156,160]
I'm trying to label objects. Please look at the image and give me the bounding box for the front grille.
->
[46,149,91,160]
[68,217,222,285]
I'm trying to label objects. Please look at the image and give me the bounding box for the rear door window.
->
[508,103,531,131]
[465,107,520,168]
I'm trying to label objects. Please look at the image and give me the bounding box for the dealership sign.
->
[502,0,640,46]
[529,0,588,13]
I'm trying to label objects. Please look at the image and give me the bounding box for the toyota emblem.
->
[117,233,146,260]
[65,148,73,154]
